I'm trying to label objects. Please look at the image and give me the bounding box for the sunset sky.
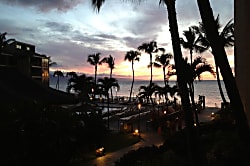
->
[0,0,234,81]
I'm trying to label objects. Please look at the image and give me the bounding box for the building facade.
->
[0,40,49,86]
[235,0,250,125]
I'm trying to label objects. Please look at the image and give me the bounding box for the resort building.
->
[0,40,49,86]
[235,0,250,125]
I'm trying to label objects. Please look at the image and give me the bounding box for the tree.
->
[184,56,215,125]
[98,77,119,129]
[197,0,250,161]
[161,0,201,165]
[101,55,115,101]
[67,73,94,102]
[154,48,173,87]
[124,50,141,102]
[194,15,234,104]
[53,70,64,90]
[138,41,158,86]
[0,32,15,52]
[87,52,103,98]
[138,83,157,104]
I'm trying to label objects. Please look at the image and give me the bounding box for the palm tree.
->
[184,56,215,125]
[180,26,209,126]
[197,0,250,153]
[153,48,173,87]
[180,27,208,65]
[87,52,103,98]
[98,77,119,129]
[161,0,201,165]
[100,55,115,101]
[138,83,157,104]
[124,50,141,102]
[67,73,94,102]
[53,70,64,90]
[0,32,15,52]
[194,15,234,105]
[138,41,158,86]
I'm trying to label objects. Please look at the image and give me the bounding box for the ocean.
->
[50,76,229,107]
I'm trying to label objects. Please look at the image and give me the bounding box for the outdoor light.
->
[211,112,215,117]
[138,103,141,110]
[96,147,105,157]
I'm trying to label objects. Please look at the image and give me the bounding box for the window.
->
[27,47,30,51]
[16,44,21,49]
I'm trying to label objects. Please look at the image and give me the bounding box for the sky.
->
[0,0,234,81]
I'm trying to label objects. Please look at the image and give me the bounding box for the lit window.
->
[16,45,21,49]
[27,47,30,51]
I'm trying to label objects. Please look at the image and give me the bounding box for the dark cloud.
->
[1,0,85,12]
[44,21,72,32]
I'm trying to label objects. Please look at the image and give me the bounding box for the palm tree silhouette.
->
[53,70,64,90]
[101,55,115,101]
[138,83,157,104]
[153,48,173,87]
[67,73,94,102]
[184,56,215,125]
[98,77,119,129]
[193,15,234,105]
[138,41,157,86]
[87,52,103,99]
[124,50,141,103]
[180,27,207,65]
[180,26,208,126]
[0,32,15,52]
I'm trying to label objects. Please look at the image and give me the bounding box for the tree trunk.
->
[163,67,168,103]
[215,62,227,104]
[129,61,134,103]
[197,0,250,160]
[164,1,201,166]
[150,54,153,86]
[110,69,113,102]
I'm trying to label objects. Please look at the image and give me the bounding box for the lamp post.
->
[138,103,141,136]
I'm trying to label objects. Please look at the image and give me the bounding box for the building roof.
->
[0,67,78,105]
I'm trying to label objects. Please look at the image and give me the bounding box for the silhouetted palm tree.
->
[197,0,250,155]
[98,77,119,129]
[161,0,201,165]
[180,27,207,65]
[101,54,115,101]
[138,41,157,86]
[0,32,15,52]
[87,52,103,99]
[87,53,102,85]
[67,74,94,102]
[193,15,234,104]
[53,70,64,90]
[184,56,215,125]
[124,50,141,102]
[153,48,173,87]
[138,83,157,104]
